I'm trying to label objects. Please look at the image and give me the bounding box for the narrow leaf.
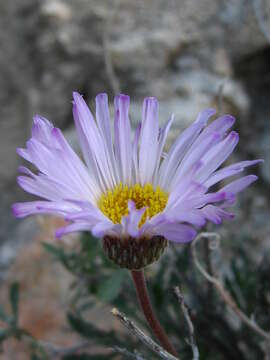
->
[9,282,19,324]
[0,305,9,323]
[97,270,126,302]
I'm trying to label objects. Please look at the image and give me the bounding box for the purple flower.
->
[12,93,262,244]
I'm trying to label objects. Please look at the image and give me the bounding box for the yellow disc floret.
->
[98,183,168,227]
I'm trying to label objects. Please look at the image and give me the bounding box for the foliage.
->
[0,232,269,359]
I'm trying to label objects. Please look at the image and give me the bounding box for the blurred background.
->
[0,0,270,359]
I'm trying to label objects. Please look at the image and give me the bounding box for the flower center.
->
[98,183,168,227]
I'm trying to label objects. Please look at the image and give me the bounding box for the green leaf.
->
[42,242,66,260]
[80,231,98,243]
[97,270,126,302]
[0,305,9,323]
[67,313,103,339]
[43,242,85,274]
[31,355,43,360]
[67,313,121,346]
[9,282,19,325]
[0,328,9,342]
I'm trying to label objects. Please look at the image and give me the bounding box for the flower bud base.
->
[102,235,168,270]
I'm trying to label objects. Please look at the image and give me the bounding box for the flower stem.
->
[131,270,178,358]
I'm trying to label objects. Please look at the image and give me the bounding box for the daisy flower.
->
[12,92,261,269]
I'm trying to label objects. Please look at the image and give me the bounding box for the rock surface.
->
[0,0,269,278]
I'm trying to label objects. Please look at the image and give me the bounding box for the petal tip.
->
[16,148,25,157]
[189,229,197,241]
[144,96,158,104]
[225,114,236,125]
[72,91,84,106]
[11,204,20,218]
[196,108,216,126]
[33,114,41,124]
[17,176,23,187]
[72,91,81,98]
[230,131,239,139]
[115,94,130,102]
[55,228,64,239]
[96,92,108,101]
[249,174,258,182]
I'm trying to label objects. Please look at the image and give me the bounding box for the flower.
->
[12,93,262,268]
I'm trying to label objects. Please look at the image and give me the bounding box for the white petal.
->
[154,223,197,243]
[73,92,115,191]
[196,131,239,183]
[139,97,159,184]
[158,109,215,189]
[114,94,132,185]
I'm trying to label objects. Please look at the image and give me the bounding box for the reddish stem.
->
[131,270,178,357]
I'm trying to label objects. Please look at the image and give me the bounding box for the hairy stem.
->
[131,270,179,358]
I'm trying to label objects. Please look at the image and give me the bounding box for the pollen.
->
[98,183,168,227]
